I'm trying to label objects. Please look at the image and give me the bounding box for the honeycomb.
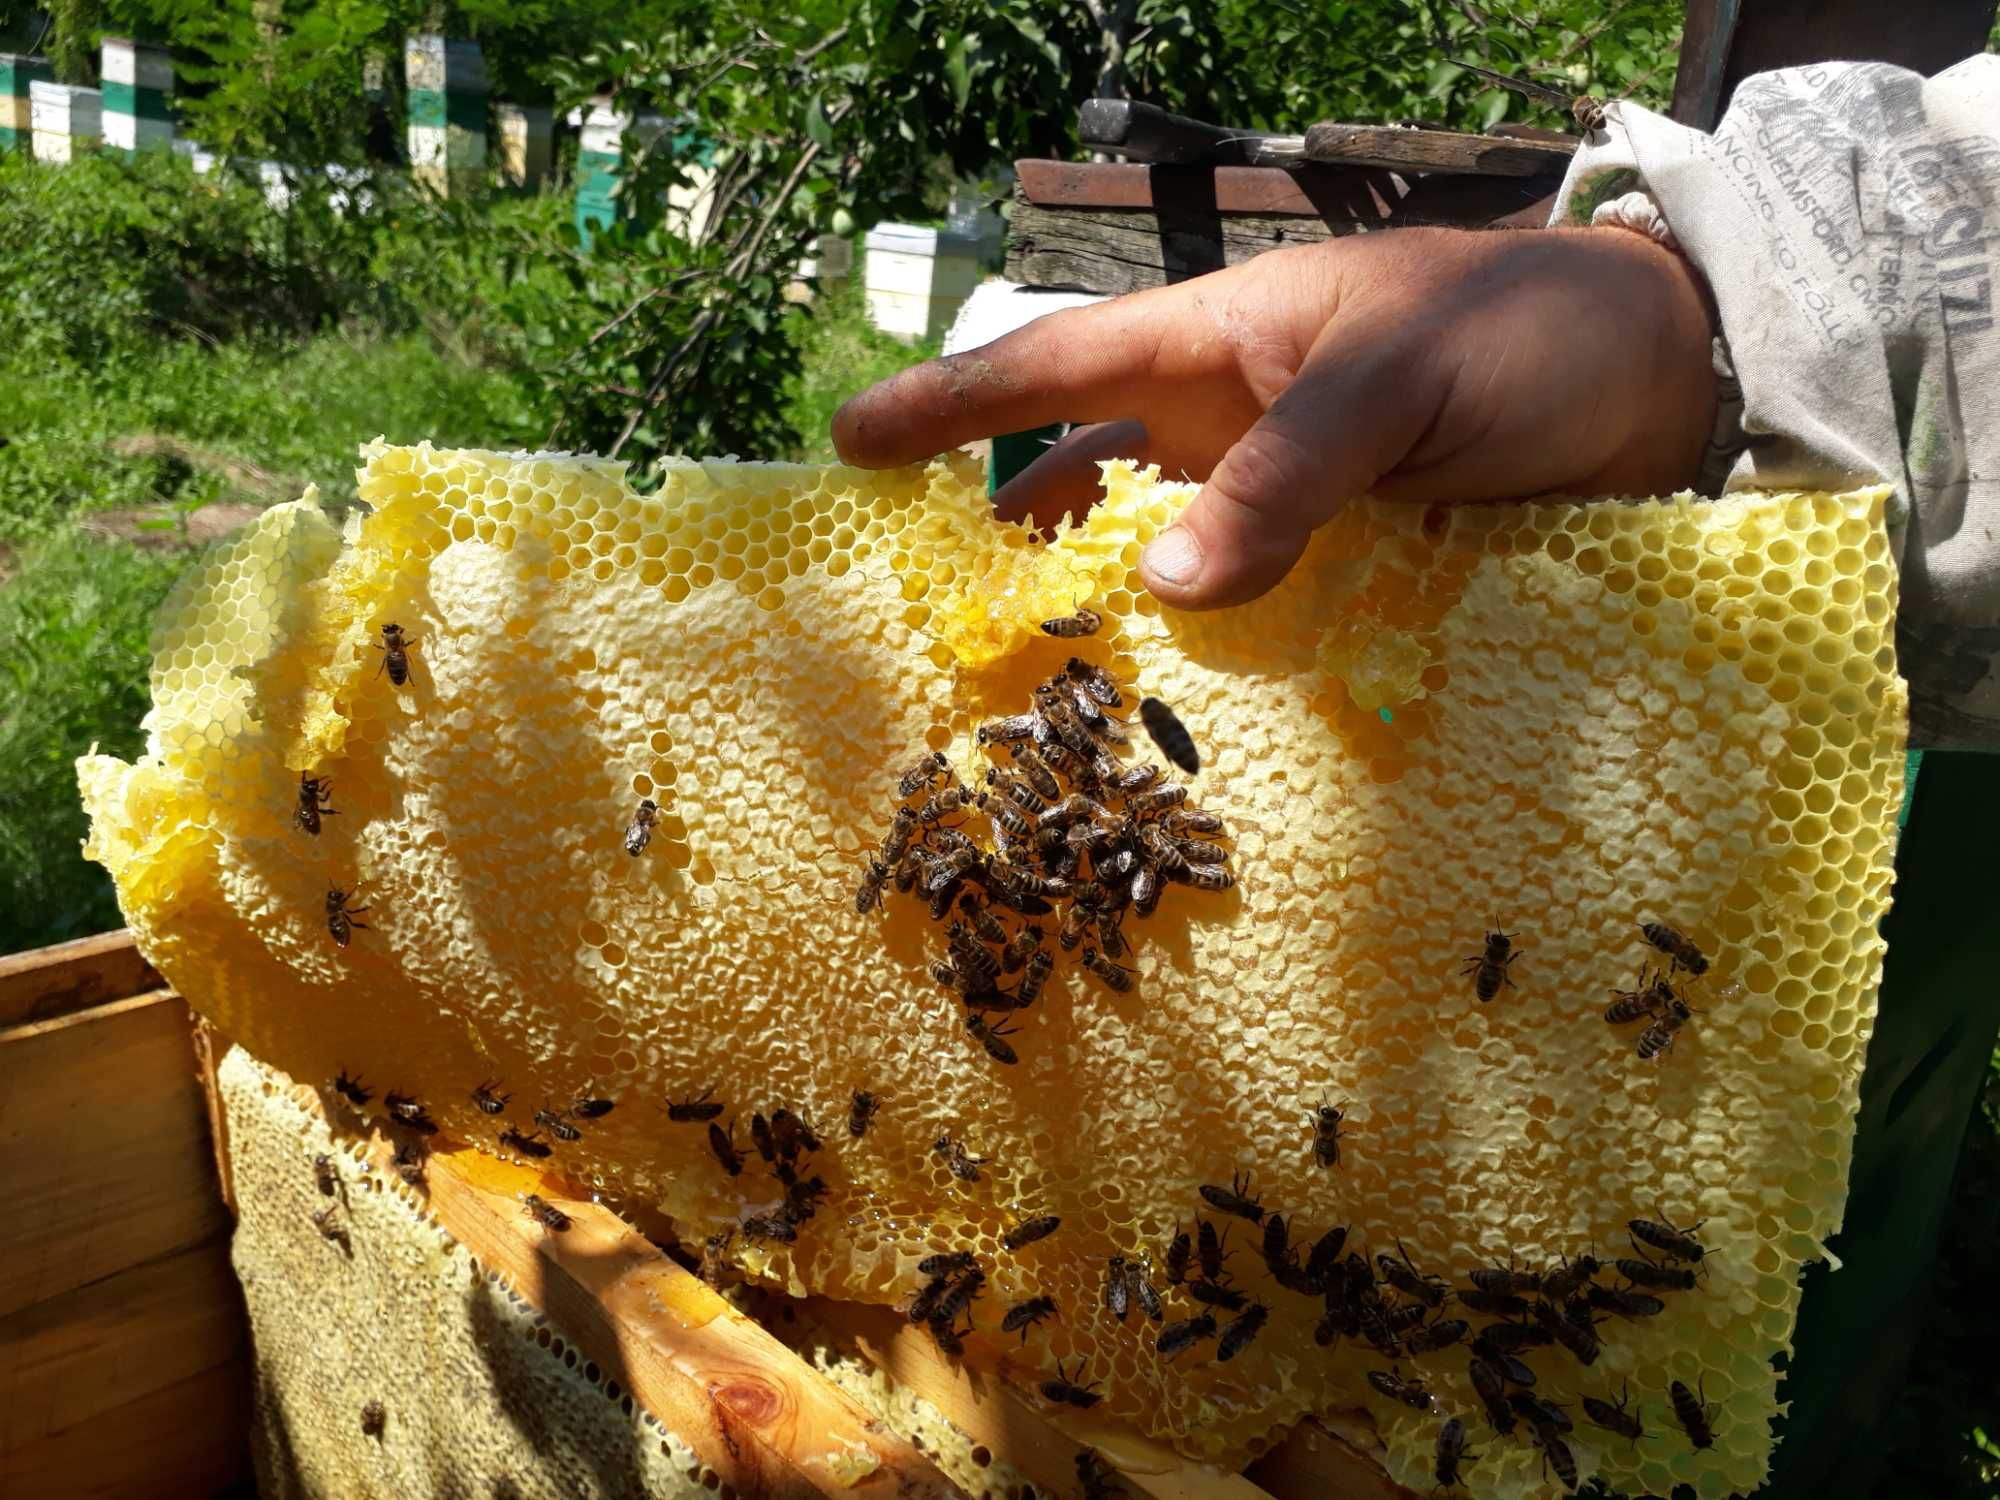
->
[217,1047,719,1499]
[80,442,1908,1498]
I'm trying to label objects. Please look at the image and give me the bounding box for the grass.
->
[0,270,934,957]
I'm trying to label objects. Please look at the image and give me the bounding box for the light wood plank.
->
[0,991,228,1320]
[1300,122,1575,175]
[0,1357,251,1499]
[0,929,160,1029]
[0,1238,248,1454]
[802,1296,1273,1500]
[376,1135,959,1500]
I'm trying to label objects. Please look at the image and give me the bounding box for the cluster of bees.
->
[662,1087,833,1246]
[1605,922,1712,1060]
[854,610,1234,1067]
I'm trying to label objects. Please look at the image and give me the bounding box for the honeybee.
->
[1039,608,1102,638]
[1640,920,1711,977]
[293,772,338,836]
[931,1268,987,1330]
[932,1133,987,1182]
[1064,679,1117,732]
[520,1193,571,1233]
[918,1251,977,1280]
[998,925,1044,976]
[1062,656,1121,706]
[1472,1321,1555,1359]
[847,1090,879,1138]
[1585,1283,1665,1319]
[1540,1251,1602,1302]
[976,714,1038,746]
[1581,1380,1646,1445]
[915,787,973,825]
[946,922,1002,987]
[1669,1377,1716,1449]
[360,1400,387,1438]
[332,1069,373,1107]
[1126,784,1187,815]
[1402,1316,1470,1355]
[1137,697,1199,775]
[392,1141,428,1186]
[498,1127,552,1159]
[470,1079,510,1114]
[908,1274,954,1325]
[1137,823,1189,877]
[1630,1213,1709,1262]
[1002,1214,1061,1251]
[313,1154,338,1196]
[325,885,370,948]
[1156,1312,1218,1357]
[1172,863,1235,892]
[312,1206,351,1251]
[1377,1241,1448,1307]
[1186,1278,1249,1312]
[1468,1357,1515,1435]
[958,890,1008,945]
[982,863,1060,912]
[879,806,919,866]
[1367,1367,1436,1411]
[1162,1231,1191,1286]
[926,1313,974,1358]
[1131,865,1162,917]
[740,1211,798,1243]
[1434,1416,1476,1489]
[985,767,1048,815]
[1309,1099,1348,1168]
[1637,996,1695,1060]
[707,1119,745,1176]
[1199,1170,1265,1225]
[1038,1358,1103,1408]
[1130,1264,1163,1322]
[374,622,415,685]
[1605,966,1670,1024]
[770,1107,821,1159]
[853,857,891,914]
[897,750,952,799]
[533,1106,582,1143]
[1306,1225,1348,1285]
[625,797,659,856]
[1615,1256,1697,1292]
[975,791,1034,841]
[1094,908,1129,960]
[1216,1302,1268,1361]
[1460,926,1521,1002]
[1196,1218,1231,1281]
[965,1011,1021,1064]
[1163,809,1224,837]
[384,1092,436,1134]
[1536,1296,1603,1364]
[1001,1295,1057,1342]
[892,851,923,895]
[1079,946,1134,993]
[666,1087,724,1123]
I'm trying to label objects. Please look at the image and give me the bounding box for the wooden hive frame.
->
[0,928,1415,1500]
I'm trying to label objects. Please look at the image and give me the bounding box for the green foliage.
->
[0,530,184,951]
[781,272,941,463]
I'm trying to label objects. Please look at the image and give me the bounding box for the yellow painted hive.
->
[79,441,1907,1499]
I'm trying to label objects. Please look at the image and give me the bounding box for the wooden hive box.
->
[0,930,1412,1500]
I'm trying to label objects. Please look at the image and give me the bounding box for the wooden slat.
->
[0,1238,248,1465]
[0,1357,251,1498]
[802,1296,1271,1500]
[1017,158,1392,216]
[1300,123,1574,177]
[1244,1413,1419,1500]
[387,1139,959,1500]
[0,928,160,1029]
[0,990,228,1321]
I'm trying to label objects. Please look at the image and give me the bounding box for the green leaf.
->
[806,94,835,150]
[943,35,973,112]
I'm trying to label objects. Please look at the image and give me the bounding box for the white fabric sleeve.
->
[1551,58,2000,750]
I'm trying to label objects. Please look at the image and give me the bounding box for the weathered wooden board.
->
[0,928,161,1028]
[1300,122,1574,176]
[0,990,229,1320]
[0,1358,252,1499]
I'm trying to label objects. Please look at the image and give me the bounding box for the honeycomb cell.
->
[78,447,1908,1500]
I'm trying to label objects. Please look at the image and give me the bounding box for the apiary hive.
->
[0,53,53,154]
[79,444,1907,1499]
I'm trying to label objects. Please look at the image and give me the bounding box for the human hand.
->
[831,226,1717,609]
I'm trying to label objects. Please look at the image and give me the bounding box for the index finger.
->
[831,280,1207,469]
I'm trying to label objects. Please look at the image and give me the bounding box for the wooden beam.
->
[1017,158,1394,217]
[0,1356,251,1497]
[1243,1413,1420,1500]
[379,1137,959,1500]
[0,928,159,1029]
[0,990,229,1321]
[801,1295,1273,1500]
[1672,0,1997,129]
[1300,123,1574,177]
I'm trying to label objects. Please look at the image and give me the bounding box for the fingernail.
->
[1143,526,1203,587]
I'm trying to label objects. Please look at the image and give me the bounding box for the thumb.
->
[1140,318,1438,609]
